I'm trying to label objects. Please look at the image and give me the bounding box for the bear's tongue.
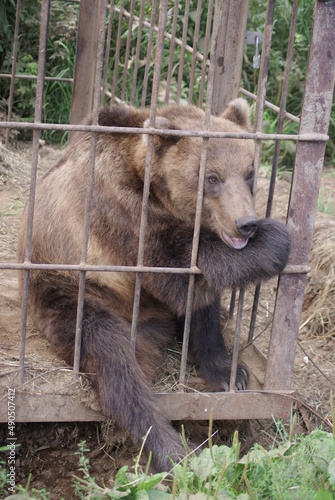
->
[221,230,249,250]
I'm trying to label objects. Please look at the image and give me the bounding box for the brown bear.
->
[17,99,290,472]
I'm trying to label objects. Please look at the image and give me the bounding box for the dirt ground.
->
[0,141,335,498]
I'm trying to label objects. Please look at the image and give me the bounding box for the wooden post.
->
[69,0,104,138]
[212,0,250,115]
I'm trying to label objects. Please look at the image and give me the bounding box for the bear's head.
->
[141,99,257,250]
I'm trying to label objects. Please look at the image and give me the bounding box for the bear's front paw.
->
[203,363,248,392]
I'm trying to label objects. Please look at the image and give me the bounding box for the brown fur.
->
[17,99,290,471]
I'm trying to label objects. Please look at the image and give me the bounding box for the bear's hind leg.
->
[30,285,186,472]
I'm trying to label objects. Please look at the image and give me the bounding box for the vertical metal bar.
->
[179,0,223,386]
[130,0,145,105]
[229,288,237,319]
[121,0,136,102]
[198,0,213,108]
[141,0,158,108]
[212,0,250,115]
[176,0,191,104]
[70,0,104,137]
[102,0,116,105]
[229,288,245,391]
[19,0,51,383]
[130,0,169,347]
[248,0,299,343]
[73,0,108,374]
[165,0,179,105]
[5,0,21,147]
[188,0,202,105]
[110,0,125,101]
[264,0,335,390]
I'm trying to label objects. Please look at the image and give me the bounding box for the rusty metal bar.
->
[121,0,136,102]
[198,0,213,108]
[229,288,245,391]
[113,4,207,64]
[188,0,202,105]
[73,0,108,375]
[110,0,125,101]
[19,0,51,383]
[141,0,158,108]
[248,0,300,343]
[0,73,73,83]
[264,0,335,391]
[130,0,145,105]
[1,263,202,273]
[176,0,191,103]
[165,0,179,105]
[130,0,169,348]
[179,0,223,387]
[102,0,116,104]
[0,120,327,142]
[5,0,21,147]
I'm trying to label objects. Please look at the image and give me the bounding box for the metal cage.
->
[0,0,334,425]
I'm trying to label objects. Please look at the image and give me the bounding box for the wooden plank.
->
[212,0,250,115]
[69,0,103,138]
[0,390,293,423]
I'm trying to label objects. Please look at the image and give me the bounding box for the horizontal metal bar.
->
[0,262,202,274]
[0,73,73,83]
[0,120,328,141]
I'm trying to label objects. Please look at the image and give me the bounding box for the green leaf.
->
[312,490,333,500]
[328,458,335,486]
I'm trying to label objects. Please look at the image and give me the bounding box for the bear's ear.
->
[142,117,181,150]
[98,105,142,128]
[220,98,251,131]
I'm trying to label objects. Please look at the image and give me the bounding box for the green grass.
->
[2,426,335,499]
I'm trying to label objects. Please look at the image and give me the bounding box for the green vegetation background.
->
[0,0,334,167]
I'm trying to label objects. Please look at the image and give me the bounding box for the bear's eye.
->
[207,174,220,184]
[246,168,254,182]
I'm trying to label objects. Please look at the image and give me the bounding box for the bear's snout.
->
[235,216,257,239]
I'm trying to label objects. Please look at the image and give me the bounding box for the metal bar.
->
[229,288,237,319]
[188,0,202,105]
[248,0,300,343]
[5,0,21,147]
[19,0,51,383]
[102,0,116,104]
[179,0,223,387]
[130,0,169,348]
[140,0,158,107]
[0,73,73,83]
[0,121,327,142]
[121,0,136,102]
[110,0,125,101]
[239,88,300,124]
[165,0,179,105]
[73,0,108,375]
[176,0,191,103]
[264,0,335,391]
[0,263,202,273]
[113,4,208,64]
[229,288,245,391]
[198,0,213,108]
[130,0,145,105]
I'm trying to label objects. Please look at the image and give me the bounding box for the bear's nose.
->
[235,216,257,238]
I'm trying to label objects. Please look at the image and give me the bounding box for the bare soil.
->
[0,142,335,498]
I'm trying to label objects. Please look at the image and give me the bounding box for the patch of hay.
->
[302,212,335,338]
